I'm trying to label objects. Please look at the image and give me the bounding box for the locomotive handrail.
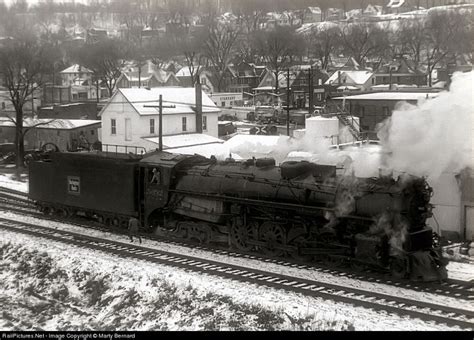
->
[169,189,374,222]
[177,169,339,195]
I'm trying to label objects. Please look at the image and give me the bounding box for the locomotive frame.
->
[28,150,448,282]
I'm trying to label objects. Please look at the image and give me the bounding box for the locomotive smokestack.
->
[195,78,203,134]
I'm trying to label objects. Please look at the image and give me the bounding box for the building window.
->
[150,119,155,134]
[90,130,95,135]
[125,118,132,141]
[202,116,207,131]
[221,101,225,107]
[111,119,116,135]
[182,117,187,132]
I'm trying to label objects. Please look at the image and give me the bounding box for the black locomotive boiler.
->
[28,150,447,281]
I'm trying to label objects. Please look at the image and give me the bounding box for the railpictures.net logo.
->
[1,334,136,340]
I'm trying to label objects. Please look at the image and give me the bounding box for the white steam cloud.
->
[377,71,473,180]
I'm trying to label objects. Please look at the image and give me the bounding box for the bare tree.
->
[396,9,471,86]
[74,38,130,97]
[231,0,270,33]
[203,23,240,92]
[0,32,57,168]
[423,9,470,86]
[340,22,390,68]
[303,22,342,70]
[254,26,304,95]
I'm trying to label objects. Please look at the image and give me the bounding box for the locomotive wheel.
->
[390,257,408,279]
[288,235,312,262]
[259,222,286,257]
[230,221,255,251]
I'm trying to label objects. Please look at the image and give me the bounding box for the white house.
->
[325,70,375,92]
[99,87,220,152]
[60,64,94,87]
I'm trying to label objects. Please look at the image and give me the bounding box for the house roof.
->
[115,87,220,116]
[144,133,223,150]
[60,64,93,74]
[0,118,100,129]
[326,70,373,85]
[333,92,439,101]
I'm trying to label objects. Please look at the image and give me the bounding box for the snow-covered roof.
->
[116,88,220,116]
[333,92,439,101]
[0,118,100,129]
[60,64,93,74]
[387,0,406,8]
[307,6,321,14]
[143,133,223,150]
[326,70,373,85]
[337,85,360,91]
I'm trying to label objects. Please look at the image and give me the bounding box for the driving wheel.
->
[259,222,286,257]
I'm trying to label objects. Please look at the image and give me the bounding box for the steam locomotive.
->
[28,150,448,282]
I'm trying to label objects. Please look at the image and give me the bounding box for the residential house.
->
[175,67,217,94]
[326,56,361,73]
[253,66,328,108]
[99,87,220,152]
[116,62,180,89]
[325,70,375,94]
[0,118,101,151]
[303,7,322,23]
[86,28,108,44]
[364,4,384,16]
[225,62,263,97]
[60,64,94,87]
[373,59,427,87]
[326,8,345,20]
[59,64,106,101]
[332,91,439,138]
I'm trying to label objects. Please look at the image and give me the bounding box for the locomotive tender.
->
[28,150,447,281]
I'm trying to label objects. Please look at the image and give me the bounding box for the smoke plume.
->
[377,71,473,179]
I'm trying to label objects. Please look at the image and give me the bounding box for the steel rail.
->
[0,218,473,330]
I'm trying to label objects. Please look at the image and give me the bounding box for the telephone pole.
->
[286,68,290,136]
[308,66,313,116]
[144,95,176,151]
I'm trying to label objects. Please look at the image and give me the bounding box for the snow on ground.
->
[0,174,28,193]
[1,210,473,315]
[0,229,464,331]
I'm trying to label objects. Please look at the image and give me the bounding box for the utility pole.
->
[144,94,176,151]
[287,68,290,136]
[308,66,313,116]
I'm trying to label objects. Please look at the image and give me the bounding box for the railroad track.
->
[0,217,473,330]
[0,187,472,301]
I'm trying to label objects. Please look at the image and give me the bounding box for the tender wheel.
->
[259,222,286,257]
[230,221,255,252]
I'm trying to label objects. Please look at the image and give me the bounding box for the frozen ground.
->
[0,230,465,331]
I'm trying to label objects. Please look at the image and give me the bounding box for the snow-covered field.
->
[0,172,472,330]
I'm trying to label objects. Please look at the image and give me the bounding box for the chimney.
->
[195,78,203,134]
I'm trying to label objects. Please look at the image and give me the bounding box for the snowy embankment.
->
[0,174,28,193]
[0,231,463,331]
